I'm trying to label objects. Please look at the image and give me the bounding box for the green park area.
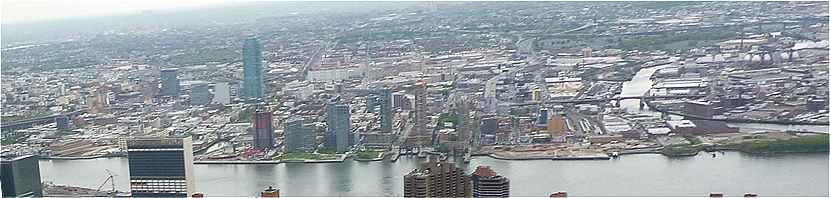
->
[720,134,830,154]
[661,134,829,157]
[275,152,338,161]
[355,150,383,160]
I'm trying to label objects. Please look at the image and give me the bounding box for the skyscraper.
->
[471,166,510,198]
[127,137,195,197]
[284,118,314,152]
[379,89,393,133]
[413,80,428,145]
[404,160,470,198]
[537,108,550,125]
[325,102,351,153]
[242,37,264,100]
[190,81,211,106]
[252,107,275,150]
[160,68,180,97]
[55,115,71,130]
[1,155,43,197]
[213,82,231,105]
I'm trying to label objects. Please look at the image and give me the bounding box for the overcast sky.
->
[1,0,238,24]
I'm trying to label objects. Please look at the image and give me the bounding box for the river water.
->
[39,152,829,196]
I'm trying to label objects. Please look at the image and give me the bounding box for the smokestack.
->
[261,186,280,198]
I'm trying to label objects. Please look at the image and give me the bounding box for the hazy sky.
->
[1,0,239,24]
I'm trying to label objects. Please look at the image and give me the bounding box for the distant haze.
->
[1,0,238,24]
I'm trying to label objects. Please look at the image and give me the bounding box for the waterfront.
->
[39,152,829,197]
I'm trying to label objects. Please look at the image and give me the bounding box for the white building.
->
[213,82,231,105]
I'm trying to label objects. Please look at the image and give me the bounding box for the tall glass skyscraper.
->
[160,68,180,96]
[242,37,264,100]
[325,102,351,153]
[379,89,392,133]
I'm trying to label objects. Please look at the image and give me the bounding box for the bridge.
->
[511,94,707,107]
[1,110,86,132]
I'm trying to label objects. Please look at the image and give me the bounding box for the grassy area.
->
[317,149,336,155]
[1,111,53,123]
[355,150,382,159]
[231,107,254,123]
[721,134,830,154]
[276,152,337,160]
[1,133,29,145]
[660,144,700,157]
[438,114,459,127]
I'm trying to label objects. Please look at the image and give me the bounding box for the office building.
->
[127,137,195,197]
[1,155,43,197]
[471,166,510,198]
[325,102,351,153]
[413,80,428,144]
[403,160,470,198]
[55,115,71,130]
[213,82,231,105]
[284,118,314,152]
[581,47,592,57]
[160,68,180,96]
[537,108,550,125]
[252,107,275,150]
[531,89,543,101]
[392,92,406,109]
[480,117,498,135]
[190,82,211,106]
[379,89,393,133]
[242,37,264,100]
[806,97,827,112]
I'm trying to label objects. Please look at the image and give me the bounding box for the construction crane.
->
[96,169,117,196]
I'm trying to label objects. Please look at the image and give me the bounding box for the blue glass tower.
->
[242,37,264,100]
[160,68,180,97]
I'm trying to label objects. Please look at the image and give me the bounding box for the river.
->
[39,152,829,196]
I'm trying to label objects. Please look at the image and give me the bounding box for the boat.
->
[417,151,427,158]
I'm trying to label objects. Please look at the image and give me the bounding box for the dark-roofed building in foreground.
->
[127,137,195,197]
[471,165,510,198]
[403,160,470,198]
[1,155,43,197]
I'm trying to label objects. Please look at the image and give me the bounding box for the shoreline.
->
[37,147,829,163]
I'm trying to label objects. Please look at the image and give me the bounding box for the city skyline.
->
[1,1,828,197]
